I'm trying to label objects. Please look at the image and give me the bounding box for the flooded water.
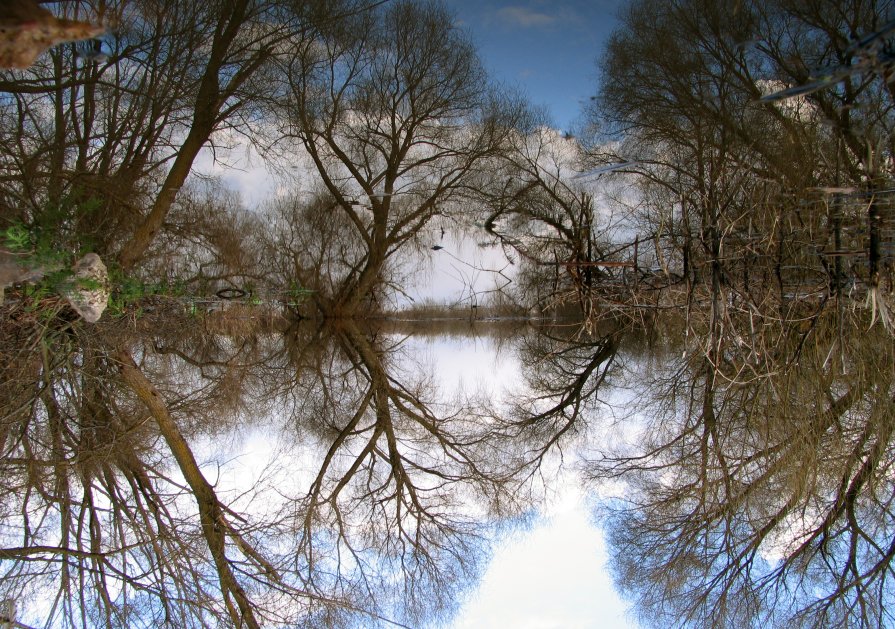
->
[3,305,892,628]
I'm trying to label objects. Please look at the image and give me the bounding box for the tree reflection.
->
[6,277,895,628]
[484,323,621,488]
[0,306,523,627]
[0,306,293,627]
[591,310,895,628]
[277,320,517,626]
[3,325,201,626]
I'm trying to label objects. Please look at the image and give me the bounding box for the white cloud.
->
[495,6,558,28]
[451,485,635,629]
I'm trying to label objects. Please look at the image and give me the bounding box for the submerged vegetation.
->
[1,0,894,627]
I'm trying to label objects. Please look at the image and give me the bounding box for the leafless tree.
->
[265,319,523,626]
[0,0,314,272]
[273,0,522,316]
[473,123,617,319]
[586,0,895,332]
[590,313,895,628]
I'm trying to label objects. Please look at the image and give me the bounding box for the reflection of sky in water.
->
[395,331,637,628]
[195,330,636,627]
[452,483,633,629]
[397,332,523,397]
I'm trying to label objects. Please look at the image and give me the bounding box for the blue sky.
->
[447,0,626,133]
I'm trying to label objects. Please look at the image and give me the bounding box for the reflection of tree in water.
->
[0,307,292,628]
[276,320,519,627]
[0,308,521,628]
[5,290,895,628]
[490,324,620,484]
[589,307,895,628]
[440,281,895,628]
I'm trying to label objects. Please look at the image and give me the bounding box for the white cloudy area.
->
[403,230,516,307]
[396,333,639,629]
[192,130,293,210]
[450,484,635,629]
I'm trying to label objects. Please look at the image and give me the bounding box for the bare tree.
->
[143,177,271,293]
[0,320,274,628]
[0,0,312,272]
[274,0,522,316]
[265,319,521,626]
[586,0,895,328]
[264,190,371,316]
[474,126,595,314]
[563,8,895,622]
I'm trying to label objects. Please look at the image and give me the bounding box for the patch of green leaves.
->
[2,223,30,251]
[284,282,314,306]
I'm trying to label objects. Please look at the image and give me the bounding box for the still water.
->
[1,309,893,628]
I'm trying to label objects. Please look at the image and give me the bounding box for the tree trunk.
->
[115,348,261,629]
[117,0,251,271]
[116,125,211,271]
